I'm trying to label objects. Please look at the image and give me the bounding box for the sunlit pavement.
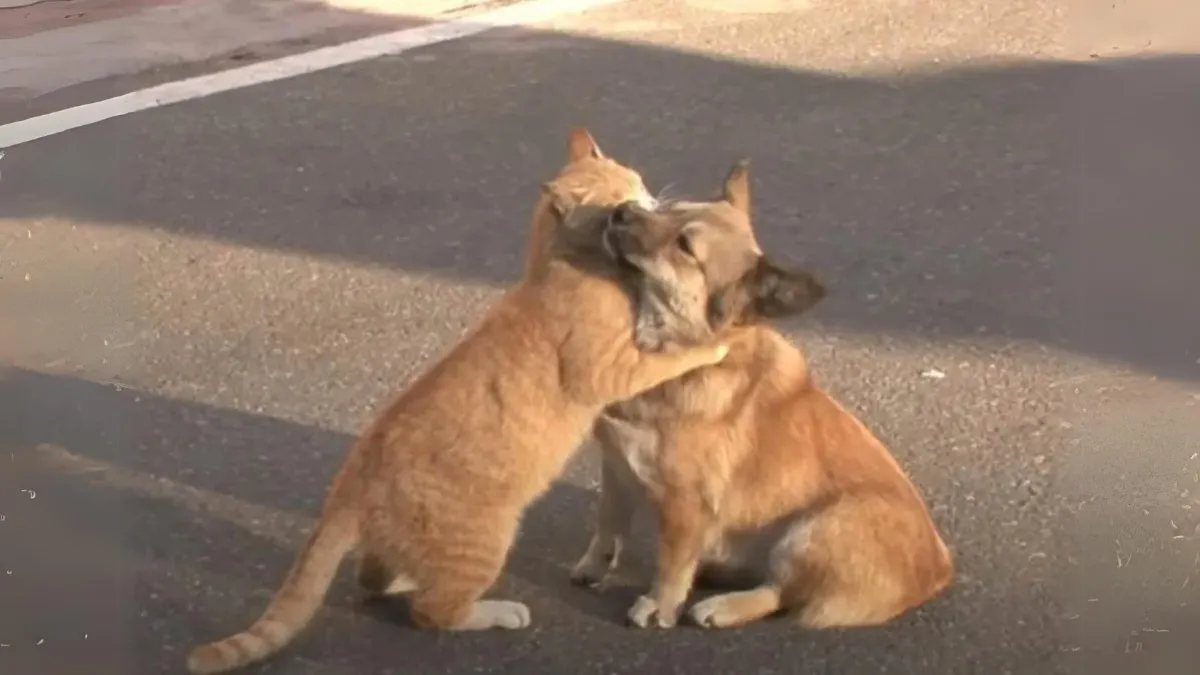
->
[2,1,1199,673]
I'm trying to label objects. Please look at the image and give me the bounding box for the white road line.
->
[0,0,622,149]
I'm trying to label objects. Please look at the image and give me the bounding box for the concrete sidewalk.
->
[0,0,498,102]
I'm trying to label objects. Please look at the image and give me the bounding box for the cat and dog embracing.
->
[186,129,952,674]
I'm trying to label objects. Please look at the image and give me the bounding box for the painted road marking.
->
[0,0,623,149]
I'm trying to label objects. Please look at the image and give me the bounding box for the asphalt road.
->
[3,1,1200,674]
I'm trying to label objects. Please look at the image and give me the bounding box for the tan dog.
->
[568,163,954,630]
[184,132,728,674]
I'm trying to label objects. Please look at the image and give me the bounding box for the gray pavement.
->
[3,1,1200,674]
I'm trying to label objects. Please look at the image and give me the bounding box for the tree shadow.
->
[3,29,1198,384]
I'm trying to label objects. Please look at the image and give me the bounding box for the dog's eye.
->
[609,201,641,228]
[676,234,694,257]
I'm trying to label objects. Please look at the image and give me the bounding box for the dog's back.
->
[602,321,953,629]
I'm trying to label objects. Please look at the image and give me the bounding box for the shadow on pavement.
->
[2,29,1199,384]
[0,366,636,671]
[2,14,1200,675]
[0,0,439,120]
[0,366,1042,675]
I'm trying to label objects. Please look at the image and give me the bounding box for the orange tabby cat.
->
[185,131,727,674]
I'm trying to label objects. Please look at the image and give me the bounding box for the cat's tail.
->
[185,507,360,674]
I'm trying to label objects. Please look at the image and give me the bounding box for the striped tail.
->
[186,511,359,674]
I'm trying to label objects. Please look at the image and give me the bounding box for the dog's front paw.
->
[626,594,680,629]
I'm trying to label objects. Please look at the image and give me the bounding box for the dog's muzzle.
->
[602,223,637,271]
[604,200,659,272]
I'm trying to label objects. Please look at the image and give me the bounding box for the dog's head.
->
[602,161,827,349]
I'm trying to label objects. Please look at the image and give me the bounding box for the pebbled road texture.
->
[2,1,1200,674]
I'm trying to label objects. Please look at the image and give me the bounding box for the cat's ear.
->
[541,182,577,220]
[567,127,604,162]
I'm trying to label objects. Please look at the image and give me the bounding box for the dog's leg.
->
[627,496,708,629]
[689,585,783,628]
[571,440,639,588]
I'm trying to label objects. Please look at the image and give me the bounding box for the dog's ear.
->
[710,256,826,326]
[541,182,578,220]
[747,257,826,318]
[567,127,604,162]
[721,159,751,215]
